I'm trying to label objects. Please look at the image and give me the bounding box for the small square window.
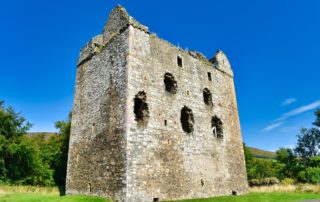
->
[177,56,182,67]
[207,72,212,81]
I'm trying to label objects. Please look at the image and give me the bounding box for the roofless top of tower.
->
[78,5,233,77]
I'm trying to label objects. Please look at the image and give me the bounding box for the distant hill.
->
[27,132,57,140]
[248,146,276,159]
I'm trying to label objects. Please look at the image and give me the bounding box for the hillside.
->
[248,146,276,159]
[27,132,57,140]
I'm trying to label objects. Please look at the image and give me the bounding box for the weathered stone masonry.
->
[66,5,248,202]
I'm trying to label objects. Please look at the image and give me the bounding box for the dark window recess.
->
[207,72,212,81]
[232,191,237,196]
[177,56,183,67]
[201,179,204,186]
[134,91,149,126]
[203,88,213,106]
[164,120,167,126]
[180,106,194,133]
[164,73,178,94]
[211,116,223,139]
[153,198,159,202]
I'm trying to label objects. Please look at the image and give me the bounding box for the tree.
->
[294,109,320,160]
[51,112,71,185]
[276,148,302,179]
[0,100,54,185]
[314,109,320,127]
[243,143,253,167]
[294,128,320,160]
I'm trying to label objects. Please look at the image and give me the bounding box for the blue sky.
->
[1,0,319,151]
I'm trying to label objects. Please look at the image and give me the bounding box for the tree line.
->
[0,100,70,186]
[244,109,320,185]
[0,99,319,186]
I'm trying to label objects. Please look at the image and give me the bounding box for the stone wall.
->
[66,28,129,201]
[125,25,247,201]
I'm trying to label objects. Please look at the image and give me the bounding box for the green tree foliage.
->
[294,109,320,160]
[243,143,253,171]
[243,144,283,181]
[298,167,320,184]
[308,156,320,167]
[52,112,71,185]
[32,113,71,186]
[294,128,320,160]
[313,109,320,127]
[0,100,54,186]
[275,148,303,179]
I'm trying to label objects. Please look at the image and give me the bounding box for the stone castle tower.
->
[66,5,248,202]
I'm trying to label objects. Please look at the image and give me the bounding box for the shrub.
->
[281,178,295,185]
[298,167,320,184]
[249,177,279,186]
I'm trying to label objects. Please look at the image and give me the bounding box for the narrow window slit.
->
[207,72,212,81]
[177,56,183,67]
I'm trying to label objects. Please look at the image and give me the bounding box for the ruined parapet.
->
[210,50,234,77]
[103,5,148,42]
[67,5,248,202]
[77,34,104,66]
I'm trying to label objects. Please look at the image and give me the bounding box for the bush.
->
[298,167,320,184]
[281,178,295,185]
[249,177,279,186]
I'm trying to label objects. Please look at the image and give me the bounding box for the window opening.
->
[203,88,213,106]
[181,106,194,133]
[164,73,177,94]
[211,116,223,139]
[134,91,149,126]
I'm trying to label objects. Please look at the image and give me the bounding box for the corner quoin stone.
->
[66,5,248,202]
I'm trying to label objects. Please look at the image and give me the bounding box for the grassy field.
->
[1,185,320,202]
[166,192,320,202]
[0,193,110,202]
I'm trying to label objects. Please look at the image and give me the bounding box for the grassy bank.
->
[0,185,320,202]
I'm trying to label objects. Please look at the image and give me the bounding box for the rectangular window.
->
[207,72,212,81]
[177,56,182,67]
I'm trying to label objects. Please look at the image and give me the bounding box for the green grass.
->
[1,192,320,202]
[165,192,320,202]
[0,192,110,202]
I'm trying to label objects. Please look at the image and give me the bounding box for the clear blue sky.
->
[1,0,319,151]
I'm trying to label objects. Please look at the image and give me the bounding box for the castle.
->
[66,5,248,202]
